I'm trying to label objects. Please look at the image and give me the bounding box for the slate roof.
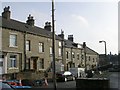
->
[0,16,62,40]
[0,16,98,55]
[64,39,98,55]
[64,39,77,48]
[85,46,99,55]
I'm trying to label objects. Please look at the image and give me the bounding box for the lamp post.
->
[99,40,107,66]
[99,40,107,56]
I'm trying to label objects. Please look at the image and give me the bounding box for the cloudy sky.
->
[0,0,119,54]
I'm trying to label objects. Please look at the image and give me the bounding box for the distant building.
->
[99,53,118,68]
[107,53,118,65]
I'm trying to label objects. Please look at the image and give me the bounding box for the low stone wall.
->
[17,71,53,80]
[1,71,53,81]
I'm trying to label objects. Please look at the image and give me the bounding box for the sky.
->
[0,0,119,55]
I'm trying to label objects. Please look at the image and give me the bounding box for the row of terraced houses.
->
[0,6,99,76]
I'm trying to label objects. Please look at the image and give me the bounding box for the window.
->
[26,40,30,51]
[39,59,44,69]
[10,55,17,67]
[81,54,84,59]
[39,42,44,53]
[77,53,79,60]
[66,51,69,59]
[9,34,17,47]
[26,58,30,70]
[50,47,52,55]
[89,56,91,61]
[58,48,62,56]
[93,58,95,62]
[0,55,4,67]
[0,59,3,66]
[72,52,75,58]
[59,42,62,47]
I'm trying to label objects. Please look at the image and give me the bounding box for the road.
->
[109,72,119,90]
[33,72,119,90]
[35,80,76,89]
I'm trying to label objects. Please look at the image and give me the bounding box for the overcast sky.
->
[0,0,119,54]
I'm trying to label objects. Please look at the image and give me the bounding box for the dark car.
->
[86,70,94,78]
[108,68,120,72]
[56,71,75,82]
[32,79,44,87]
[1,82,15,90]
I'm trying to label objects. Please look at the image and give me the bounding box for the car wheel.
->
[65,78,67,82]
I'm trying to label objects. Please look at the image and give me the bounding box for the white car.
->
[56,71,75,82]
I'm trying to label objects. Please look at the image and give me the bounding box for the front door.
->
[33,59,37,70]
[0,55,6,74]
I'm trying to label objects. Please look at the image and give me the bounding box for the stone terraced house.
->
[0,6,99,77]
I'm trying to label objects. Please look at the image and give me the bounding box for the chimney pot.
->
[44,21,51,31]
[58,30,64,39]
[68,35,74,42]
[26,14,35,26]
[2,6,11,20]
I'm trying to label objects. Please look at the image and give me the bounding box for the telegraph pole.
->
[83,42,87,72]
[23,31,26,71]
[52,0,57,90]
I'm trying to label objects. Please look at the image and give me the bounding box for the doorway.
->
[33,59,37,70]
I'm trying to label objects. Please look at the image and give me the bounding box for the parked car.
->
[85,70,94,78]
[32,79,44,87]
[5,80,20,86]
[108,68,120,72]
[1,82,15,90]
[5,79,32,88]
[56,71,75,82]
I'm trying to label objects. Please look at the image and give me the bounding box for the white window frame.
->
[59,41,62,47]
[39,42,44,53]
[10,55,17,68]
[50,47,52,55]
[26,40,30,51]
[9,34,17,47]
[58,48,62,56]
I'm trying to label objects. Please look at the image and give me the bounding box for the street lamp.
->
[99,40,107,56]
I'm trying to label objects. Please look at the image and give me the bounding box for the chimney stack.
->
[2,6,11,20]
[26,14,35,26]
[83,42,86,48]
[44,21,51,32]
[58,30,64,39]
[68,35,74,42]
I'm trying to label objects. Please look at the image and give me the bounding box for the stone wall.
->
[1,71,53,80]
